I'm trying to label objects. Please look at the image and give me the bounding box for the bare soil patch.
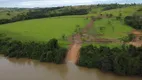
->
[66,20,94,64]
[129,41,142,47]
[129,29,142,47]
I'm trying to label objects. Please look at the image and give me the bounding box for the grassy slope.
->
[134,9,142,16]
[87,6,142,17]
[86,6,142,47]
[0,16,89,42]
[0,5,141,47]
[89,6,142,39]
[0,9,28,19]
[89,18,132,39]
[101,6,142,17]
[87,7,103,16]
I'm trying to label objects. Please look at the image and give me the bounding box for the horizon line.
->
[0,3,141,8]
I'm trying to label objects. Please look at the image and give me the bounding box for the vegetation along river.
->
[0,55,142,80]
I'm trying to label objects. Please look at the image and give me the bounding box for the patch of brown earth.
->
[66,43,81,63]
[66,34,82,64]
[95,38,120,43]
[81,33,121,44]
[129,29,142,47]
[132,29,142,35]
[129,41,142,47]
[66,20,94,64]
[82,20,94,33]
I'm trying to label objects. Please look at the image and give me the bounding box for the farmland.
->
[101,6,141,17]
[0,16,89,42]
[88,18,132,39]
[0,5,141,47]
[0,3,142,79]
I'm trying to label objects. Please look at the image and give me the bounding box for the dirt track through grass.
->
[66,20,94,64]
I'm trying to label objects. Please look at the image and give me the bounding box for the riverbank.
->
[0,55,142,80]
[78,45,142,76]
[0,37,67,64]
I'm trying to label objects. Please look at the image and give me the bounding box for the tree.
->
[7,12,11,16]
[62,34,66,40]
[0,35,67,64]
[124,15,142,30]
[78,44,142,76]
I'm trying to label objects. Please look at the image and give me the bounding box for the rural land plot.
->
[0,16,89,44]
[87,18,132,47]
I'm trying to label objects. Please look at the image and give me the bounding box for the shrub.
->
[78,45,142,76]
[0,34,67,64]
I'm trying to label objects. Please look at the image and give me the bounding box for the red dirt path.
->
[66,20,94,64]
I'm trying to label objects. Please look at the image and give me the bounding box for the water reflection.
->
[0,56,142,80]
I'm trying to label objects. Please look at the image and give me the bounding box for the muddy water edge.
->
[0,55,142,80]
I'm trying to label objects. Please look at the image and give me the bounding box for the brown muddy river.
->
[0,55,142,80]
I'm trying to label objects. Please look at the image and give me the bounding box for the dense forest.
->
[0,34,67,64]
[78,45,142,76]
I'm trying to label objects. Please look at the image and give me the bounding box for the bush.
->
[78,45,142,76]
[124,15,142,30]
[0,34,67,64]
[120,34,135,42]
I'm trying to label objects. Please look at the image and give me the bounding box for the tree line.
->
[96,3,137,11]
[124,16,142,29]
[0,7,88,24]
[0,4,139,25]
[0,34,67,64]
[78,44,142,76]
[124,8,142,29]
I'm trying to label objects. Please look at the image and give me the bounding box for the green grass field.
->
[89,18,132,39]
[87,5,142,18]
[101,6,142,17]
[86,5,141,47]
[0,5,141,47]
[87,5,141,39]
[0,16,89,42]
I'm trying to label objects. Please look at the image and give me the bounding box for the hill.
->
[0,4,141,47]
[0,16,89,43]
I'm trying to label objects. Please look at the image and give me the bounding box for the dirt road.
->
[66,20,94,64]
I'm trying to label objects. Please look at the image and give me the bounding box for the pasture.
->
[88,18,132,39]
[0,5,141,47]
[101,6,141,17]
[0,16,89,42]
[87,5,142,18]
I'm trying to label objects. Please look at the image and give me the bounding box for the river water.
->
[0,55,142,80]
